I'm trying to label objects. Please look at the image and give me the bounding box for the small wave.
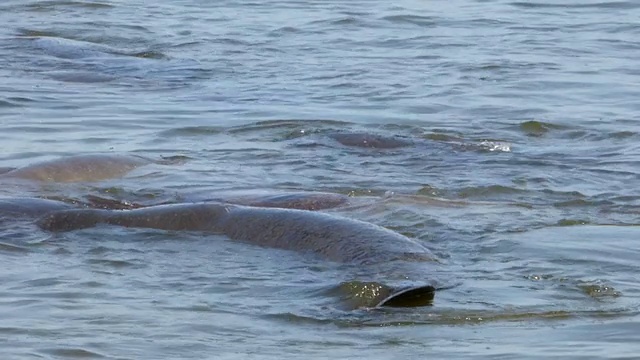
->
[306,16,370,29]
[268,26,302,37]
[86,258,141,269]
[578,282,622,299]
[556,218,590,226]
[25,35,168,60]
[509,1,639,10]
[432,184,593,205]
[422,132,464,142]
[553,198,614,208]
[380,14,437,28]
[22,0,114,10]
[38,347,107,359]
[158,126,224,137]
[477,140,512,152]
[0,99,22,108]
[420,131,512,152]
[20,277,66,287]
[265,307,630,327]
[456,185,526,199]
[44,70,116,83]
[519,120,565,137]
[0,241,30,253]
[131,50,167,59]
[227,119,351,135]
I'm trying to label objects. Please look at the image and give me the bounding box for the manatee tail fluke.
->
[376,285,435,308]
[338,281,435,309]
[37,209,105,232]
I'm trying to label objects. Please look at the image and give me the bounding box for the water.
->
[1,0,640,358]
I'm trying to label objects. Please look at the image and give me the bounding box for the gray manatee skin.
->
[328,132,414,149]
[192,190,351,211]
[84,190,350,212]
[38,202,433,263]
[0,197,74,219]
[37,202,439,307]
[0,154,151,183]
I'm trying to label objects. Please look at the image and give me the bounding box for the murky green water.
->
[1,0,640,358]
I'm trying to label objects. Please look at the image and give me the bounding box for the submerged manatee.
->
[328,132,414,149]
[220,192,349,211]
[324,130,511,152]
[0,154,174,183]
[0,197,74,219]
[83,189,351,212]
[185,190,351,211]
[38,202,439,308]
[15,35,202,85]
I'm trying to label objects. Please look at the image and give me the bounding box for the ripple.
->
[519,120,565,137]
[0,99,23,108]
[379,15,437,27]
[578,282,622,299]
[266,307,632,327]
[0,241,30,253]
[45,70,116,83]
[1,0,640,357]
[39,347,107,359]
[21,1,114,10]
[509,1,639,10]
[86,258,141,269]
[158,126,224,137]
[227,119,351,136]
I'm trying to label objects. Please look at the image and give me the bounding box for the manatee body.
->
[1,154,152,183]
[15,35,201,85]
[219,191,349,211]
[328,132,413,149]
[38,202,438,308]
[183,189,351,211]
[82,189,351,212]
[0,197,74,219]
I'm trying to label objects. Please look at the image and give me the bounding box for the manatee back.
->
[329,132,413,149]
[0,197,74,219]
[219,206,434,264]
[224,192,349,211]
[2,154,149,182]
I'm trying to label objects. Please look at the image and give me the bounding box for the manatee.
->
[218,191,349,210]
[0,195,158,221]
[28,36,129,60]
[325,131,512,153]
[328,132,414,149]
[0,154,174,183]
[37,202,439,308]
[81,189,351,212]
[12,35,202,85]
[183,189,351,211]
[0,197,74,219]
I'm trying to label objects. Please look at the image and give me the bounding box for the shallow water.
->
[1,0,640,358]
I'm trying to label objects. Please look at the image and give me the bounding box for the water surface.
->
[1,0,640,358]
